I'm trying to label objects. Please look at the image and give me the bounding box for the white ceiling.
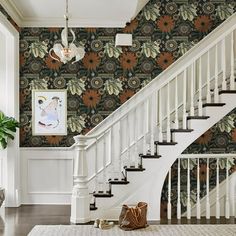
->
[0,0,150,27]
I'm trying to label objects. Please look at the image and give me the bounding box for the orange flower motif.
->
[45,53,62,71]
[193,164,211,182]
[157,15,175,32]
[196,130,212,145]
[20,129,26,144]
[48,27,60,33]
[194,15,212,33]
[83,52,100,70]
[20,91,26,106]
[119,90,135,104]
[157,52,174,70]
[86,28,96,33]
[231,128,236,142]
[20,53,26,66]
[120,52,137,70]
[45,136,63,145]
[82,90,101,108]
[124,19,138,33]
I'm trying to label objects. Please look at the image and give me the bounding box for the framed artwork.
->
[32,89,67,135]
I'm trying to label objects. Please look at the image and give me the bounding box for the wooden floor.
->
[0,205,235,236]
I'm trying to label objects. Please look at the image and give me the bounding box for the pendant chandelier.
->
[49,0,85,64]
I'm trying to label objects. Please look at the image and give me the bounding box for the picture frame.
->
[32,89,67,136]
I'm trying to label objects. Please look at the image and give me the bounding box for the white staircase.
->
[70,13,236,223]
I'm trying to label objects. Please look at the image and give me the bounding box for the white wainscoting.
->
[20,148,74,204]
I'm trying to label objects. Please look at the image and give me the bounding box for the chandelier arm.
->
[49,48,60,62]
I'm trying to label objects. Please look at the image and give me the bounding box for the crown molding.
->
[21,17,128,28]
[0,0,22,26]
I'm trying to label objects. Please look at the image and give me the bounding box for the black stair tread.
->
[219,90,236,94]
[187,116,210,120]
[202,103,226,107]
[109,179,129,185]
[154,141,177,145]
[93,192,113,198]
[140,154,161,158]
[124,166,145,172]
[90,204,97,211]
[171,129,194,132]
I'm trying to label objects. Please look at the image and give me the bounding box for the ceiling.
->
[0,0,150,27]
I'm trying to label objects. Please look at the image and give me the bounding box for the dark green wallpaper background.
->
[16,0,236,148]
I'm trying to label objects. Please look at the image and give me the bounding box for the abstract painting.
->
[32,90,67,135]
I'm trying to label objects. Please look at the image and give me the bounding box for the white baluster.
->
[214,44,219,103]
[166,83,171,142]
[177,158,181,220]
[206,158,210,219]
[103,133,107,187]
[126,115,131,166]
[187,158,191,219]
[158,89,163,142]
[190,63,195,116]
[119,121,123,174]
[134,108,139,167]
[142,101,147,155]
[225,157,230,219]
[206,51,211,103]
[95,138,99,190]
[149,96,155,155]
[196,158,201,219]
[167,169,172,220]
[198,58,203,116]
[174,77,179,129]
[182,70,187,129]
[230,32,235,90]
[222,38,226,90]
[216,158,220,219]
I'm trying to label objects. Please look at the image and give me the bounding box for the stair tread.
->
[124,167,145,171]
[203,103,226,107]
[155,141,177,145]
[187,116,210,120]
[90,204,97,211]
[219,90,236,94]
[109,179,129,185]
[93,192,113,198]
[171,129,194,132]
[141,154,161,158]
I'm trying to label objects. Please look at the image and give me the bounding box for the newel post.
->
[70,135,90,224]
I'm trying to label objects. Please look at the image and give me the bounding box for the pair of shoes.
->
[93,218,114,229]
[99,219,114,230]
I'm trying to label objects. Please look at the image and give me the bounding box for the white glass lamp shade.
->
[115,33,133,46]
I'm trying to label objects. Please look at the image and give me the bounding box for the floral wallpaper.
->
[1,0,236,219]
[18,0,235,147]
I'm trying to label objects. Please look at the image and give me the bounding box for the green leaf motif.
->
[29,41,48,58]
[104,79,123,95]
[67,78,86,96]
[141,41,160,58]
[30,79,48,90]
[216,115,235,133]
[0,111,19,150]
[68,116,86,133]
[179,4,197,21]
[219,158,235,170]
[178,41,196,56]
[141,78,152,88]
[104,43,122,58]
[216,4,234,20]
[143,4,160,21]
[181,158,197,170]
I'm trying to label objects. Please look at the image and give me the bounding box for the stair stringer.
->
[90,93,236,221]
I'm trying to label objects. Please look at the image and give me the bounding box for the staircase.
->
[70,13,236,223]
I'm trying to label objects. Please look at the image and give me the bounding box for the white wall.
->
[20,148,74,204]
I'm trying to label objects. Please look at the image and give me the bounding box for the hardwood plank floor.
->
[0,205,235,236]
